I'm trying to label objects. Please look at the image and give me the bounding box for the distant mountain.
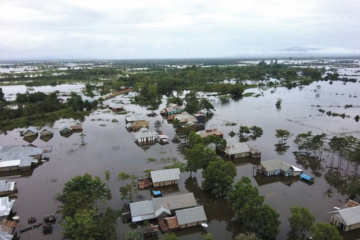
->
[276,46,323,52]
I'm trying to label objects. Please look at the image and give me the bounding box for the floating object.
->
[300,173,314,182]
[334,207,341,210]
[152,190,162,197]
[201,223,208,228]
[20,223,43,233]
[12,216,20,221]
[43,214,56,223]
[28,217,36,224]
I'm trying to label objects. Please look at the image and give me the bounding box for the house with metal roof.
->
[224,142,250,159]
[134,128,157,144]
[0,181,16,197]
[39,126,54,136]
[174,112,198,124]
[129,200,155,222]
[109,102,124,111]
[257,159,302,177]
[126,114,146,123]
[175,206,207,229]
[0,197,15,219]
[150,169,180,187]
[160,104,184,116]
[329,206,360,231]
[152,193,197,212]
[59,124,72,134]
[0,219,17,240]
[197,128,223,138]
[2,147,42,160]
[22,127,38,137]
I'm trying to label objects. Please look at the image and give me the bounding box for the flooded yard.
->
[0,79,360,239]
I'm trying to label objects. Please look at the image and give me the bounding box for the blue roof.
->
[152,190,162,196]
[300,174,313,181]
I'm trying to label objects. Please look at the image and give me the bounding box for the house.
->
[126,114,146,123]
[2,147,42,160]
[129,193,197,222]
[157,135,169,144]
[160,104,184,116]
[0,181,16,196]
[193,112,206,124]
[70,121,83,131]
[22,126,38,137]
[224,142,250,159]
[59,124,72,134]
[39,126,54,136]
[134,127,158,144]
[197,128,223,138]
[329,206,360,231]
[175,206,207,229]
[130,121,149,131]
[150,168,180,187]
[0,147,43,171]
[0,197,15,219]
[0,219,18,240]
[174,112,198,124]
[257,159,303,177]
[109,102,124,111]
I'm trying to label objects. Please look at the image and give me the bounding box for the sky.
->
[0,0,360,60]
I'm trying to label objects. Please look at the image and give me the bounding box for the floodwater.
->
[0,79,360,240]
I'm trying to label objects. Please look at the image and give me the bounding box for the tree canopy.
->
[310,222,343,240]
[288,206,315,236]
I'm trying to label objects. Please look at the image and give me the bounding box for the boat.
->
[201,223,208,228]
[12,216,20,221]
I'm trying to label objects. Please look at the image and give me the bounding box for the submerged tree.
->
[288,206,315,237]
[310,223,342,240]
[275,129,291,145]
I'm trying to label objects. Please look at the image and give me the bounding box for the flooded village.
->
[0,59,360,240]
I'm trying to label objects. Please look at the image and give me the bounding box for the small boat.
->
[13,216,20,221]
[334,207,341,210]
[201,223,208,228]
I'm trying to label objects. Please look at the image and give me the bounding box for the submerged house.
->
[174,112,198,124]
[197,128,223,138]
[22,127,38,137]
[0,147,43,171]
[160,104,184,116]
[0,197,15,219]
[329,206,360,231]
[129,193,197,222]
[59,124,72,134]
[128,121,150,131]
[109,102,124,111]
[39,126,54,136]
[0,181,16,196]
[175,206,207,229]
[0,219,18,240]
[257,159,303,177]
[126,114,146,123]
[134,127,158,144]
[224,142,250,159]
[150,168,180,187]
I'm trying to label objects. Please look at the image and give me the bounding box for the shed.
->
[224,142,250,159]
[22,127,38,137]
[329,206,360,231]
[150,168,180,187]
[175,206,207,229]
[39,126,54,136]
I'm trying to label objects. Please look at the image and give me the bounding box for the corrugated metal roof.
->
[5,147,42,156]
[260,159,291,172]
[134,128,157,140]
[151,169,180,184]
[129,200,155,217]
[39,126,54,135]
[292,166,303,172]
[176,206,207,225]
[0,160,21,168]
[0,230,14,240]
[59,124,72,132]
[329,206,360,225]
[23,126,38,134]
[126,114,146,122]
[225,142,250,155]
[0,181,15,192]
[153,193,197,211]
[0,145,25,154]
[154,206,171,217]
[0,197,15,218]
[175,112,198,123]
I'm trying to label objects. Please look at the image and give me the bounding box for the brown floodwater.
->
[1,80,360,240]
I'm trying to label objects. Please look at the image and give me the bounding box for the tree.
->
[154,120,162,133]
[119,172,130,186]
[0,88,5,102]
[275,129,291,145]
[63,209,100,240]
[162,231,177,240]
[288,206,315,236]
[105,170,110,188]
[310,223,342,240]
[275,99,282,109]
[57,173,108,219]
[202,232,215,240]
[185,144,219,175]
[120,181,138,202]
[202,159,236,198]
[250,126,263,139]
[234,232,261,240]
[124,229,141,240]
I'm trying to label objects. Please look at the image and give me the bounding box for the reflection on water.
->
[0,80,360,239]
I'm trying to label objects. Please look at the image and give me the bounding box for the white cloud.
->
[1,0,359,59]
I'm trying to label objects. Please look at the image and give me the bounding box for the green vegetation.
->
[275,99,282,109]
[234,232,261,240]
[184,144,220,176]
[243,92,255,97]
[162,231,177,240]
[202,233,215,240]
[310,223,343,240]
[239,125,264,141]
[288,206,315,237]
[228,177,280,239]
[56,174,116,240]
[124,229,141,240]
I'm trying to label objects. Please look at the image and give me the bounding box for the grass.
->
[243,92,255,97]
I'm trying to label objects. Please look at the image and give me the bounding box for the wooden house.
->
[59,124,72,134]
[22,127,38,137]
[134,127,157,144]
[224,142,250,159]
[39,126,54,136]
[175,206,207,229]
[150,168,180,187]
[160,104,184,116]
[0,180,16,197]
[329,206,360,231]
[197,128,223,138]
[257,159,303,177]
